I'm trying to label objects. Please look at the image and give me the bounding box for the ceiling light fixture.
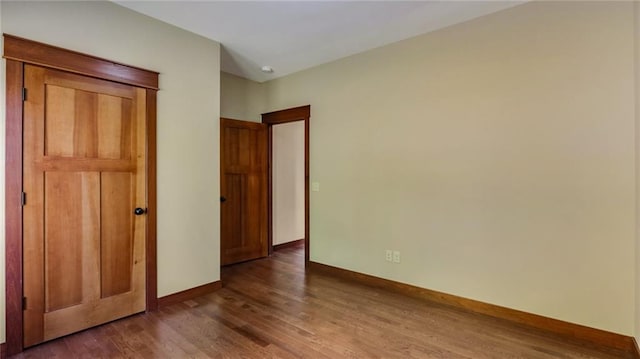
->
[261,65,274,73]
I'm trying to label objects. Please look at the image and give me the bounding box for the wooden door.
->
[22,65,147,347]
[220,118,268,265]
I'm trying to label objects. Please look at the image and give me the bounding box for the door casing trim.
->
[262,105,310,265]
[3,34,159,356]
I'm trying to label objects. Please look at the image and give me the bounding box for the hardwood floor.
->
[14,246,632,358]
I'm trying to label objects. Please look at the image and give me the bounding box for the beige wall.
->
[1,0,221,342]
[635,1,640,345]
[273,121,306,246]
[265,1,636,335]
[220,71,266,122]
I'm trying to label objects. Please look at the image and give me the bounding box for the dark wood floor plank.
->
[201,294,338,358]
[14,245,631,358]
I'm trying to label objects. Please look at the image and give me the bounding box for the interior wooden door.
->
[220,118,268,265]
[22,64,147,347]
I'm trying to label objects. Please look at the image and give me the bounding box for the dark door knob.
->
[220,196,227,203]
[134,208,146,215]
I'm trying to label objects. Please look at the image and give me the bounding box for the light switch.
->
[311,182,320,192]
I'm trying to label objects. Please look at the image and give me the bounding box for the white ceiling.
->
[116,1,526,83]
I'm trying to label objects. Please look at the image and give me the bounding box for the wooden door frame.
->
[3,34,159,356]
[262,106,310,265]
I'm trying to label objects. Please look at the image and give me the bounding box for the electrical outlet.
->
[393,251,401,263]
[385,250,393,262]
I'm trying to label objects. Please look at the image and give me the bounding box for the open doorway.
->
[262,106,310,264]
[272,121,305,251]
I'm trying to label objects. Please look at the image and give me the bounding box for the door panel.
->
[224,174,245,249]
[101,172,134,298]
[23,65,146,347]
[44,172,99,313]
[45,85,76,156]
[220,118,268,265]
[98,95,132,159]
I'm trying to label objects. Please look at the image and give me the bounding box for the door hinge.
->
[22,297,27,310]
[22,88,27,102]
[21,192,26,206]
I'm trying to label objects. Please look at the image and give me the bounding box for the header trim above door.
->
[3,34,159,89]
